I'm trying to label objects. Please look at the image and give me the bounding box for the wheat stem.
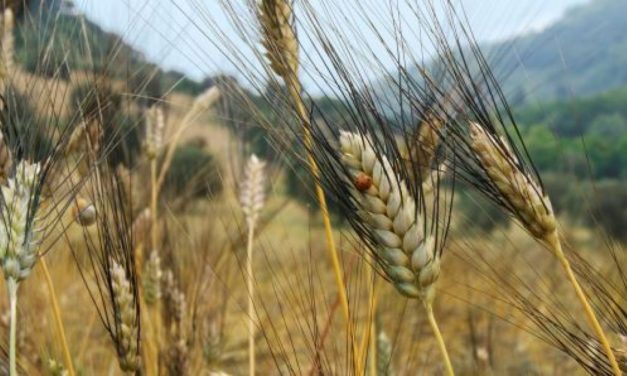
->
[547,232,621,376]
[8,278,17,376]
[40,258,76,376]
[367,264,377,376]
[246,220,256,376]
[150,160,158,252]
[285,78,357,363]
[425,303,454,376]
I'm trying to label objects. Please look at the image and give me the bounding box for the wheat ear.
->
[376,330,394,376]
[339,131,454,375]
[0,7,14,78]
[409,115,443,182]
[0,131,12,183]
[469,122,621,375]
[110,260,140,373]
[240,154,266,376]
[258,1,356,367]
[0,161,41,375]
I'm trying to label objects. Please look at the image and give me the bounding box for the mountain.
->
[13,0,205,96]
[490,0,627,103]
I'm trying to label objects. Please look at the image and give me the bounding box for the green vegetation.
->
[164,145,223,200]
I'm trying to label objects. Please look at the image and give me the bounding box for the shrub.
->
[587,180,627,241]
[1,85,54,162]
[163,145,223,200]
[68,81,141,166]
[284,161,343,220]
[456,187,510,233]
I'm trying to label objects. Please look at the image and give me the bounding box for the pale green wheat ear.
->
[339,131,454,375]
[1,160,42,282]
[339,131,440,301]
[0,160,42,375]
[48,358,69,376]
[110,260,140,373]
[143,249,163,305]
[376,330,394,376]
[192,86,221,115]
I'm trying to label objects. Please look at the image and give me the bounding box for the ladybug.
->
[354,173,373,191]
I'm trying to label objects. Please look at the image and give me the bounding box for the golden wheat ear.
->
[257,1,359,371]
[259,0,299,79]
[469,121,622,376]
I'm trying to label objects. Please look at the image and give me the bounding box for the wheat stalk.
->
[469,121,622,375]
[339,131,454,375]
[239,154,266,376]
[257,2,357,368]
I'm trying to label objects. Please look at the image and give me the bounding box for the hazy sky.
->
[74,0,590,88]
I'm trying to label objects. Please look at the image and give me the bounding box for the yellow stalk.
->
[546,232,621,376]
[246,221,256,376]
[425,303,455,376]
[284,78,361,373]
[40,257,76,376]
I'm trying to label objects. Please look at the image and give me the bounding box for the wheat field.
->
[0,1,625,375]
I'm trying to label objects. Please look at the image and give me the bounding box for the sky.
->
[74,0,590,90]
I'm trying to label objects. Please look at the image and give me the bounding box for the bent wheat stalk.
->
[258,1,356,368]
[339,131,454,375]
[469,122,621,376]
